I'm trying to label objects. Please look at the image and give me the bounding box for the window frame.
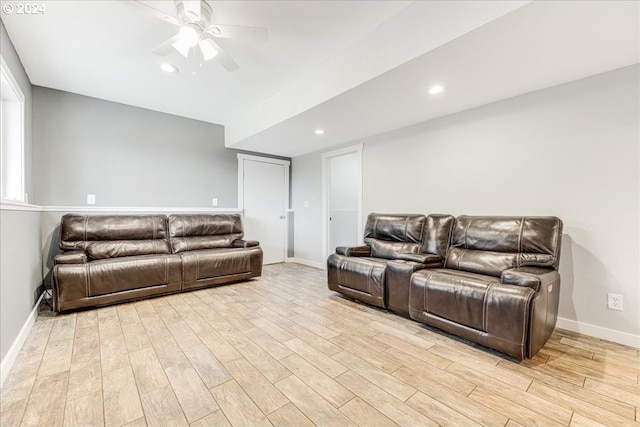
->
[0,55,26,204]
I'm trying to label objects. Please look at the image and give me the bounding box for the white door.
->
[240,156,289,264]
[322,145,363,257]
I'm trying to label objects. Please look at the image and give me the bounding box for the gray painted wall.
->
[0,19,41,364]
[292,65,640,342]
[32,87,236,208]
[291,153,323,263]
[1,209,42,362]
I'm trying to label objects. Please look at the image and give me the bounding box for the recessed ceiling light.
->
[160,64,179,73]
[428,85,444,95]
[315,129,325,135]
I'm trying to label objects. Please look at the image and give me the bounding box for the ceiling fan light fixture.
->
[178,25,200,48]
[199,39,219,61]
[172,38,192,57]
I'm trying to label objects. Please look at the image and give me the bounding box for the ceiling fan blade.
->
[181,0,201,21]
[201,36,239,71]
[151,34,180,56]
[205,24,269,42]
[121,1,180,26]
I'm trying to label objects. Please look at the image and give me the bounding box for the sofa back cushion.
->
[445,216,563,277]
[363,213,426,259]
[421,214,455,258]
[169,214,244,253]
[59,214,170,259]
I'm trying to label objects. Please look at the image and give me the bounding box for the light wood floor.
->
[1,263,638,427]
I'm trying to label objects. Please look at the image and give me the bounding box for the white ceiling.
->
[3,1,639,158]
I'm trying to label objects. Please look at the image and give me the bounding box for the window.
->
[0,55,26,203]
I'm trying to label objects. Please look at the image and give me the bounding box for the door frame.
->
[237,154,290,262]
[321,144,363,258]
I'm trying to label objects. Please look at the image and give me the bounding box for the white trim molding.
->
[556,317,640,349]
[0,200,41,212]
[286,257,326,270]
[1,203,243,213]
[40,206,241,213]
[1,293,44,387]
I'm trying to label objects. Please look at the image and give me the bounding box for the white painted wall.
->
[292,64,639,346]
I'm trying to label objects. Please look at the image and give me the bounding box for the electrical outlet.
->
[607,293,623,311]
[87,194,96,205]
[212,198,218,207]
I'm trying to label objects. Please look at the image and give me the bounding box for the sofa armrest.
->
[54,251,87,265]
[501,266,559,292]
[335,245,371,257]
[394,253,443,264]
[232,239,260,248]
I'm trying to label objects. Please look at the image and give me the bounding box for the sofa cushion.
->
[327,254,389,308]
[182,248,253,280]
[445,216,563,276]
[86,240,171,260]
[412,269,500,331]
[169,214,244,253]
[60,214,169,251]
[445,248,517,277]
[421,214,455,258]
[363,213,426,259]
[180,246,263,290]
[83,254,181,297]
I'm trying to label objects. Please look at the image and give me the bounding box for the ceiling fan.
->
[126,0,268,71]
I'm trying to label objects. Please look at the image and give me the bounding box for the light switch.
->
[87,194,96,205]
[212,198,218,206]
[303,201,309,208]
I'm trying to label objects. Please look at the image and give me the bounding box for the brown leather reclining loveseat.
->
[328,213,563,359]
[53,213,262,312]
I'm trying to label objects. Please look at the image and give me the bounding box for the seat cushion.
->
[411,269,500,331]
[55,254,182,298]
[180,247,263,290]
[327,254,389,308]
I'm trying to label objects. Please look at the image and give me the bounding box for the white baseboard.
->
[556,316,640,349]
[1,293,44,387]
[286,257,326,270]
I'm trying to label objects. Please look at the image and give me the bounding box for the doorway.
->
[322,144,363,258]
[238,154,290,264]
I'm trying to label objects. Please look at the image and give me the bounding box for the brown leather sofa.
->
[53,213,262,312]
[327,214,563,359]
